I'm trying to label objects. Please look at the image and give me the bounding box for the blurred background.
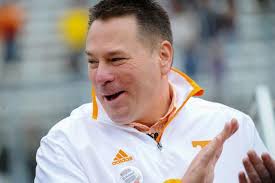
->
[0,0,274,182]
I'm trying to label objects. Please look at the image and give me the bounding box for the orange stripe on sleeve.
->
[91,86,98,120]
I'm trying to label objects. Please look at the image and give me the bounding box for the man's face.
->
[86,16,166,124]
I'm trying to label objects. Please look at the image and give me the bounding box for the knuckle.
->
[252,176,261,183]
[251,178,261,183]
[248,172,261,183]
[260,171,270,179]
[261,172,272,183]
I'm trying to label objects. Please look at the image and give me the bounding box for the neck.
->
[138,81,171,127]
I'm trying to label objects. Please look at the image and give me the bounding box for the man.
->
[58,1,88,73]
[35,0,275,182]
[0,0,25,62]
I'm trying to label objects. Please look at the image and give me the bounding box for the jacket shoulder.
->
[43,103,94,143]
[188,97,247,116]
[186,97,255,127]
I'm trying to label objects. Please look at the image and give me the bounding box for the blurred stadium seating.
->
[0,0,274,182]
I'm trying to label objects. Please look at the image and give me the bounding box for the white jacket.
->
[35,68,267,183]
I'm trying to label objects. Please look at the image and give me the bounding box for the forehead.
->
[86,16,141,54]
[90,15,138,34]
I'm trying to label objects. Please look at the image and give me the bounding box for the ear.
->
[158,40,173,76]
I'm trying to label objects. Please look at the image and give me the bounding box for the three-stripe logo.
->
[112,149,133,165]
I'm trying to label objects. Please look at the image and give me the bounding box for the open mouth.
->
[105,91,125,101]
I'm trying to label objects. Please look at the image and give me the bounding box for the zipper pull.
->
[157,142,162,151]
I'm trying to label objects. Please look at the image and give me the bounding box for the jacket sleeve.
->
[34,131,89,183]
[244,114,268,155]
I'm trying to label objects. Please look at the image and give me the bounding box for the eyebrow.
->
[85,49,127,57]
[85,50,93,56]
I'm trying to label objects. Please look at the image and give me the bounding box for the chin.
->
[108,113,132,125]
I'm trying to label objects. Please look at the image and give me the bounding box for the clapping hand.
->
[239,150,275,183]
[181,119,239,183]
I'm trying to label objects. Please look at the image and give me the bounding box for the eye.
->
[111,57,125,62]
[88,60,98,64]
[88,60,99,68]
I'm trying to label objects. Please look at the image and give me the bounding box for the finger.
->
[201,119,239,164]
[247,150,272,183]
[243,157,261,183]
[209,119,239,152]
[238,172,248,183]
[230,118,239,134]
[217,118,239,144]
[212,119,238,164]
[262,153,275,181]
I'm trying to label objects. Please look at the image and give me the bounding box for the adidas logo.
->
[112,149,133,165]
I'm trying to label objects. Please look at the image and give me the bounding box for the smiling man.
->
[86,14,172,125]
[35,0,275,183]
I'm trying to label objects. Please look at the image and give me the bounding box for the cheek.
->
[118,64,139,86]
[88,68,96,82]
[128,74,152,98]
[119,74,135,91]
[126,67,157,92]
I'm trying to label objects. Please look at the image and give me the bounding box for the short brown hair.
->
[88,0,173,47]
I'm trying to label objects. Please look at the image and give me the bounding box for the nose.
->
[95,62,115,86]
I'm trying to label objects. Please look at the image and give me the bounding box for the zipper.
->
[147,133,163,151]
[108,124,164,151]
[157,142,163,150]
